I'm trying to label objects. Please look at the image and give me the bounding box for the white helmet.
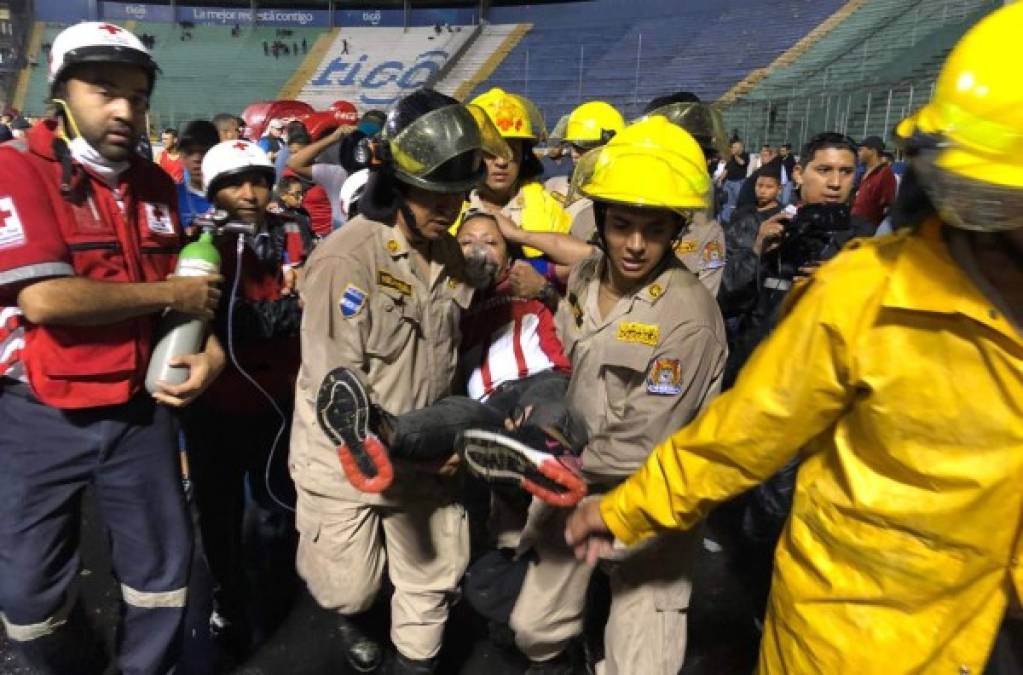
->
[49,22,157,90]
[201,140,276,199]
[340,168,370,219]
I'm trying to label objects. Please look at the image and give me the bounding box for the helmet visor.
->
[386,104,491,190]
[548,114,570,143]
[571,145,710,213]
[639,102,729,157]
[915,142,1023,232]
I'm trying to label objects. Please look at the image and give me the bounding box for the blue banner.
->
[177,6,330,27]
[101,2,173,23]
[35,0,93,23]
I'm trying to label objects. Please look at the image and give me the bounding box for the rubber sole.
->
[457,429,587,507]
[316,367,394,493]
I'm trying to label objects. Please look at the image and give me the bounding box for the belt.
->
[763,277,792,291]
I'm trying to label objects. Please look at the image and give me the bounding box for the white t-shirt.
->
[311,163,349,228]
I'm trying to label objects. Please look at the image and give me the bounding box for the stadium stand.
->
[473,0,849,128]
[719,0,1001,149]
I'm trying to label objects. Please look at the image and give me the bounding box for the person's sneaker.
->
[316,367,394,493]
[456,427,587,507]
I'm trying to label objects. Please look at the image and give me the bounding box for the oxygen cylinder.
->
[145,232,221,394]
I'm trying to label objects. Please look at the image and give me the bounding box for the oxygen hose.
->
[226,233,295,513]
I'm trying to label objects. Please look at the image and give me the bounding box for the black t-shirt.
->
[724,152,749,181]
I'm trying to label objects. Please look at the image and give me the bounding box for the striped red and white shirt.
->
[461,282,570,402]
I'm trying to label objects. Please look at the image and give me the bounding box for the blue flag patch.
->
[340,284,367,317]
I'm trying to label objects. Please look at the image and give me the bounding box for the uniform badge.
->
[647,358,683,396]
[616,322,659,346]
[377,271,413,296]
[674,239,698,255]
[0,197,26,250]
[702,241,725,270]
[646,283,663,299]
[447,277,460,289]
[385,239,400,254]
[567,292,584,327]
[339,284,367,317]
[144,202,176,236]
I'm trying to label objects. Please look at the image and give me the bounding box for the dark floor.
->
[1,492,1020,675]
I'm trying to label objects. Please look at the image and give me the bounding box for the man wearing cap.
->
[176,119,220,234]
[257,117,285,163]
[851,135,897,235]
[182,140,306,661]
[0,22,224,673]
[290,89,491,675]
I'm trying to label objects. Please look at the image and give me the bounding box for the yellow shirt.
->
[454,180,572,258]
[601,220,1023,674]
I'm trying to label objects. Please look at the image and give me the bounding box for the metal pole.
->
[907,83,914,115]
[845,94,853,135]
[803,96,811,147]
[784,98,793,143]
[882,88,893,141]
[577,44,584,104]
[862,91,872,138]
[824,95,831,130]
[763,101,769,145]
[524,48,530,99]
[633,33,642,114]
[744,103,751,142]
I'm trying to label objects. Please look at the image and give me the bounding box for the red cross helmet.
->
[201,140,276,199]
[49,22,158,91]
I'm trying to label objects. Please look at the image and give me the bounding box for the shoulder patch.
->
[647,358,683,395]
[616,322,659,346]
[340,284,368,317]
[701,240,725,269]
[674,239,698,255]
[0,197,26,250]
[143,202,176,236]
[377,271,413,296]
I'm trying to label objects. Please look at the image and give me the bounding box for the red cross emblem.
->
[151,205,164,220]
[98,23,122,35]
[233,142,248,151]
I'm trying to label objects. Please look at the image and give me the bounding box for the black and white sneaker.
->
[316,367,394,493]
[457,428,587,507]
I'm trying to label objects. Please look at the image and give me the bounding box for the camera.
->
[764,203,852,280]
[190,209,257,237]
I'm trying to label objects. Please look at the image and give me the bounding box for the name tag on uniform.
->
[674,239,698,255]
[647,358,683,396]
[143,202,175,236]
[0,197,26,250]
[377,271,413,297]
[340,284,367,317]
[616,322,659,346]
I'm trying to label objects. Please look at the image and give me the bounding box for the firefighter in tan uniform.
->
[458,117,727,675]
[289,90,501,675]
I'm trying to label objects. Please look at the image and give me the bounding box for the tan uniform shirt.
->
[556,253,726,482]
[468,188,525,225]
[290,215,473,505]
[673,210,726,296]
[546,175,596,240]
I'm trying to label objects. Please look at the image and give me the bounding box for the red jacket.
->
[0,121,181,408]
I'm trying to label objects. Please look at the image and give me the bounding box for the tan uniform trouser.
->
[510,498,701,675]
[294,488,470,661]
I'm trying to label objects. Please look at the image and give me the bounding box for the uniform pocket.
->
[600,341,654,419]
[366,287,416,362]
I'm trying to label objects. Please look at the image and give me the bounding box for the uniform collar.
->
[469,188,524,215]
[881,218,1018,339]
[381,222,411,259]
[377,220,473,306]
[579,254,676,329]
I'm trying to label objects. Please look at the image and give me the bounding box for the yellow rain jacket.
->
[454,181,572,258]
[600,220,1023,674]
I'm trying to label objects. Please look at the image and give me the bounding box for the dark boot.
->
[524,651,577,675]
[386,651,437,674]
[337,614,383,673]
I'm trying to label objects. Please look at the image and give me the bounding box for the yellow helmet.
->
[470,87,546,142]
[572,116,710,213]
[564,101,625,148]
[897,2,1023,231]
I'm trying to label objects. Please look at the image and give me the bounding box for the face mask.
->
[68,136,130,187]
[463,243,500,289]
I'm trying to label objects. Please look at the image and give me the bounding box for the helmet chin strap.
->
[395,192,429,245]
